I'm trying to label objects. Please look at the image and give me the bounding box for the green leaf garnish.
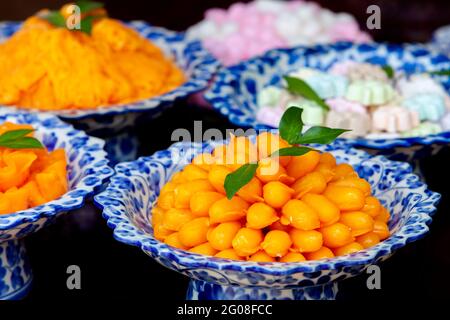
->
[283,76,330,111]
[76,0,104,13]
[41,1,105,35]
[223,106,349,198]
[80,15,104,34]
[381,65,394,78]
[0,129,44,149]
[295,126,350,145]
[224,163,258,199]
[42,11,66,28]
[429,70,450,76]
[279,106,303,144]
[271,146,313,157]
[0,129,34,141]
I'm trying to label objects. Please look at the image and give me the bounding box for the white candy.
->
[257,86,284,107]
[220,22,239,38]
[187,20,218,39]
[275,13,301,39]
[396,74,447,98]
[334,12,356,23]
[442,113,450,131]
[253,0,285,13]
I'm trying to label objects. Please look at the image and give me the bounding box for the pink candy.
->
[329,61,360,77]
[330,21,371,43]
[372,106,420,133]
[188,1,371,66]
[256,106,284,128]
[326,98,367,114]
[205,8,228,25]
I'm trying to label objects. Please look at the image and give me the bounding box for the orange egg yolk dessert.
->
[0,122,68,215]
[0,7,185,110]
[152,133,391,262]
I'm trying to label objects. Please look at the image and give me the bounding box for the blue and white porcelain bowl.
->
[0,21,219,163]
[0,111,113,300]
[95,138,440,300]
[205,42,450,167]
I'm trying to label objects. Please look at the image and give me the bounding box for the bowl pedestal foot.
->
[186,279,338,300]
[0,239,33,300]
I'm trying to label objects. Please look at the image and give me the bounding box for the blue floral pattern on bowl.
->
[204,42,450,165]
[94,137,440,300]
[0,110,113,300]
[0,21,220,163]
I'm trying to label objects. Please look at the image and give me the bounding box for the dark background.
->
[1,0,450,42]
[0,0,449,301]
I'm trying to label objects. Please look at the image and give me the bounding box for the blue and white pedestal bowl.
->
[204,42,450,174]
[0,21,219,164]
[0,111,113,300]
[95,138,440,300]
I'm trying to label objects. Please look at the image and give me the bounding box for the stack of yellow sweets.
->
[152,132,390,262]
[0,122,68,215]
[0,7,185,110]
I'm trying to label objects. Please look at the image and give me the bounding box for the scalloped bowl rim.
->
[0,21,220,120]
[204,41,450,150]
[95,139,441,276]
[0,110,114,231]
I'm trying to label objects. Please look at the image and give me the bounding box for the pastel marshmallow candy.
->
[402,122,442,137]
[371,105,420,133]
[188,0,370,65]
[402,93,446,122]
[326,97,366,114]
[286,99,325,126]
[325,110,371,137]
[304,74,348,99]
[346,80,395,105]
[328,61,359,77]
[396,74,447,98]
[346,63,388,82]
[256,105,284,127]
[441,113,450,131]
[257,86,290,108]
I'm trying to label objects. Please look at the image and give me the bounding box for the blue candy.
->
[402,93,446,122]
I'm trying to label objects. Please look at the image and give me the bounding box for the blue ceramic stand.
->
[0,240,33,300]
[186,279,338,300]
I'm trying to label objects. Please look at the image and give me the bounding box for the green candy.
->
[345,80,395,105]
[401,122,442,137]
[285,99,325,126]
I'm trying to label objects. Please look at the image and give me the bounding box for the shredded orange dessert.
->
[0,12,185,110]
[0,122,68,214]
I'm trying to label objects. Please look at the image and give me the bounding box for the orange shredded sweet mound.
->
[0,122,68,214]
[0,14,185,110]
[152,133,391,262]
